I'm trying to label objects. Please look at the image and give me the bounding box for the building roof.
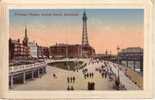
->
[121,47,143,53]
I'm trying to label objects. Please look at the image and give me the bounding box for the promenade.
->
[12,65,114,90]
[11,59,142,90]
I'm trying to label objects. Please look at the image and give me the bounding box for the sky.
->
[9,9,144,54]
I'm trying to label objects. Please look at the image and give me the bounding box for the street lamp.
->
[116,45,120,90]
[117,46,120,64]
[109,50,112,61]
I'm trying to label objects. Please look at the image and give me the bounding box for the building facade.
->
[37,46,49,59]
[118,47,143,72]
[28,41,38,58]
[9,27,30,60]
[9,39,30,60]
[49,44,82,58]
[42,46,49,58]
[118,47,143,61]
[49,43,95,58]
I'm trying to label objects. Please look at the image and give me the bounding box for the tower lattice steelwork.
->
[82,11,89,46]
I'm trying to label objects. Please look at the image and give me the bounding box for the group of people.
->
[98,63,114,81]
[67,85,74,90]
[88,59,101,65]
[67,76,76,83]
[84,72,94,79]
[88,82,95,90]
[82,68,88,74]
[67,76,76,90]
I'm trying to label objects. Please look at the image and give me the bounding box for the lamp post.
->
[117,46,120,79]
[116,46,120,90]
[109,50,112,61]
[117,46,120,64]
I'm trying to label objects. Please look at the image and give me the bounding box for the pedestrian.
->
[93,82,95,90]
[84,74,86,79]
[101,65,104,69]
[53,73,57,78]
[88,82,90,90]
[73,76,75,83]
[101,73,104,78]
[67,86,70,90]
[89,73,91,78]
[99,69,101,73]
[71,86,74,90]
[105,72,107,78]
[53,73,55,77]
[109,74,112,81]
[86,73,88,78]
[67,77,69,83]
[93,73,94,77]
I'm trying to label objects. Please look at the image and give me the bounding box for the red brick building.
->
[49,43,95,58]
[9,27,30,60]
[9,38,30,60]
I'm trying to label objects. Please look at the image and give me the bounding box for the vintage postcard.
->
[9,9,144,90]
[0,0,154,99]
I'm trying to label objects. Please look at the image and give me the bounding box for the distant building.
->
[118,47,143,72]
[28,41,49,59]
[49,43,95,58]
[42,46,49,58]
[82,45,95,58]
[49,44,81,58]
[118,47,143,61]
[9,39,30,60]
[37,46,49,58]
[37,46,43,58]
[28,41,38,58]
[9,27,30,60]
[94,50,117,62]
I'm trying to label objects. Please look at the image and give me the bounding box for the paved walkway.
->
[108,62,140,90]
[12,59,141,90]
[12,61,114,90]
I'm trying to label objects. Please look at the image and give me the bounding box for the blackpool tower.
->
[82,11,89,46]
[81,10,95,57]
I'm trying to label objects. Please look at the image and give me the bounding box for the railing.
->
[45,58,88,64]
[108,62,140,90]
[9,62,46,73]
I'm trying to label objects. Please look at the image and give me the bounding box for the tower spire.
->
[25,26,27,38]
[23,26,28,46]
[82,10,89,46]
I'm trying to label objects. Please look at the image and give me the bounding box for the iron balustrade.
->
[9,62,46,73]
